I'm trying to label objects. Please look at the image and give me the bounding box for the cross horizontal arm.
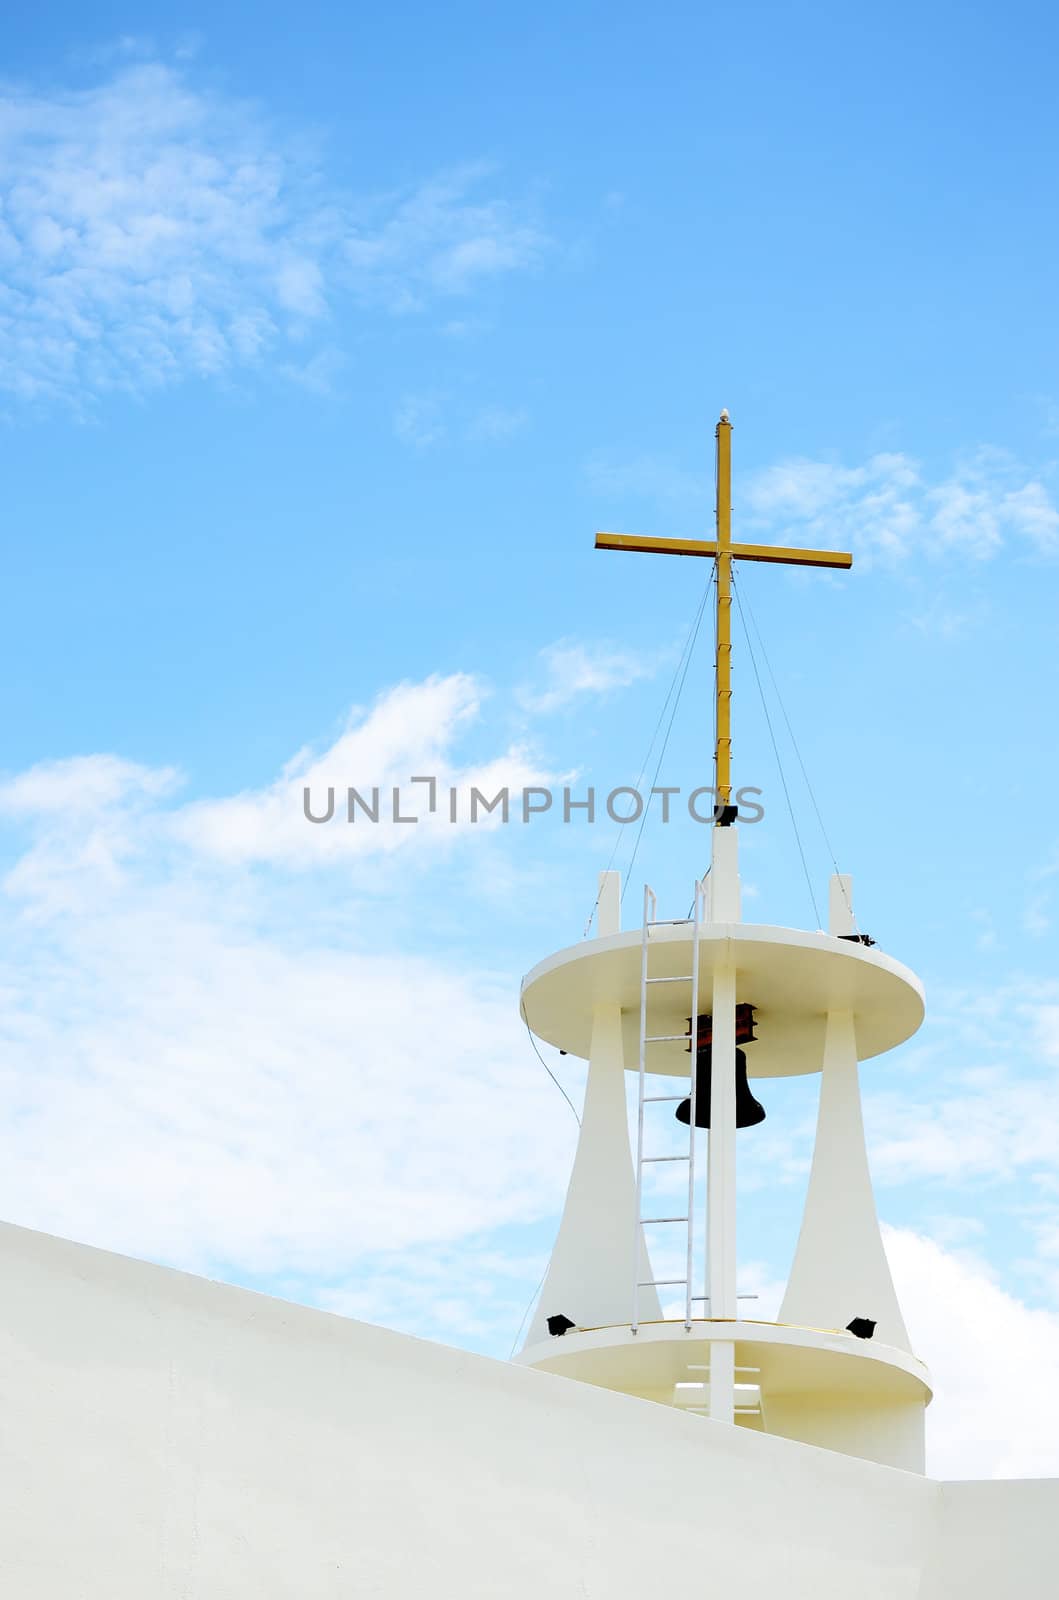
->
[595,531,852,570]
[727,541,852,570]
[595,532,717,557]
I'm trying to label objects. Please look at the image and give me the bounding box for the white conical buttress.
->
[779,1005,909,1350]
[523,874,659,1347]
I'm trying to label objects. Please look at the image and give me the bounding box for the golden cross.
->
[595,412,852,817]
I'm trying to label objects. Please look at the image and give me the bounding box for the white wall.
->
[764,1393,926,1473]
[921,1480,1059,1597]
[0,1221,1054,1597]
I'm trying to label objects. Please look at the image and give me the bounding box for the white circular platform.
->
[520,922,924,1077]
[517,1317,932,1408]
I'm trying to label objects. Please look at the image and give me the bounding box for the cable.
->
[618,576,713,905]
[508,1264,548,1358]
[582,574,714,936]
[520,998,581,1126]
[732,569,822,928]
[737,579,858,933]
[684,862,710,923]
[583,582,709,932]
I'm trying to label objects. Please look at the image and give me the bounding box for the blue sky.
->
[2,3,1059,1478]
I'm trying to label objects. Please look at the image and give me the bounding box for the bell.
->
[675,1008,766,1129]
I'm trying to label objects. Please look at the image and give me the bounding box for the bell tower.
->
[515,414,931,1473]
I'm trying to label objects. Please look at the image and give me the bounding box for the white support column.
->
[709,1339,735,1425]
[707,960,738,1324]
[597,869,621,938]
[709,826,741,922]
[707,827,739,1422]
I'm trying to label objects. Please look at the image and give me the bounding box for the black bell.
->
[675,1008,765,1129]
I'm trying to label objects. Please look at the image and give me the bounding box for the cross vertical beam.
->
[594,411,852,823]
[715,414,733,807]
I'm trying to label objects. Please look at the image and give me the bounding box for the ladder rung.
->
[643,1093,685,1102]
[642,1154,690,1163]
[689,1294,760,1301]
[641,1216,689,1225]
[686,1366,761,1373]
[639,1278,687,1287]
[681,1407,763,1416]
[645,975,694,984]
[645,1033,690,1043]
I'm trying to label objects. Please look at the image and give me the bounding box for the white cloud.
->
[466,404,527,442]
[587,438,1059,565]
[0,753,178,816]
[315,1242,551,1350]
[175,673,553,866]
[0,890,573,1277]
[0,676,554,907]
[439,316,485,339]
[745,452,923,562]
[869,1077,1059,1186]
[927,477,1004,557]
[1003,480,1059,549]
[744,448,1059,564]
[1024,893,1051,937]
[889,1227,1059,1478]
[905,600,983,639]
[278,344,345,395]
[747,453,915,520]
[0,675,574,1287]
[0,63,303,403]
[394,393,446,447]
[394,397,531,448]
[861,984,1059,1190]
[0,754,184,916]
[345,163,545,310]
[519,639,659,714]
[0,63,546,407]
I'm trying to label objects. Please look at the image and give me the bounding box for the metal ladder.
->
[631,879,707,1334]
